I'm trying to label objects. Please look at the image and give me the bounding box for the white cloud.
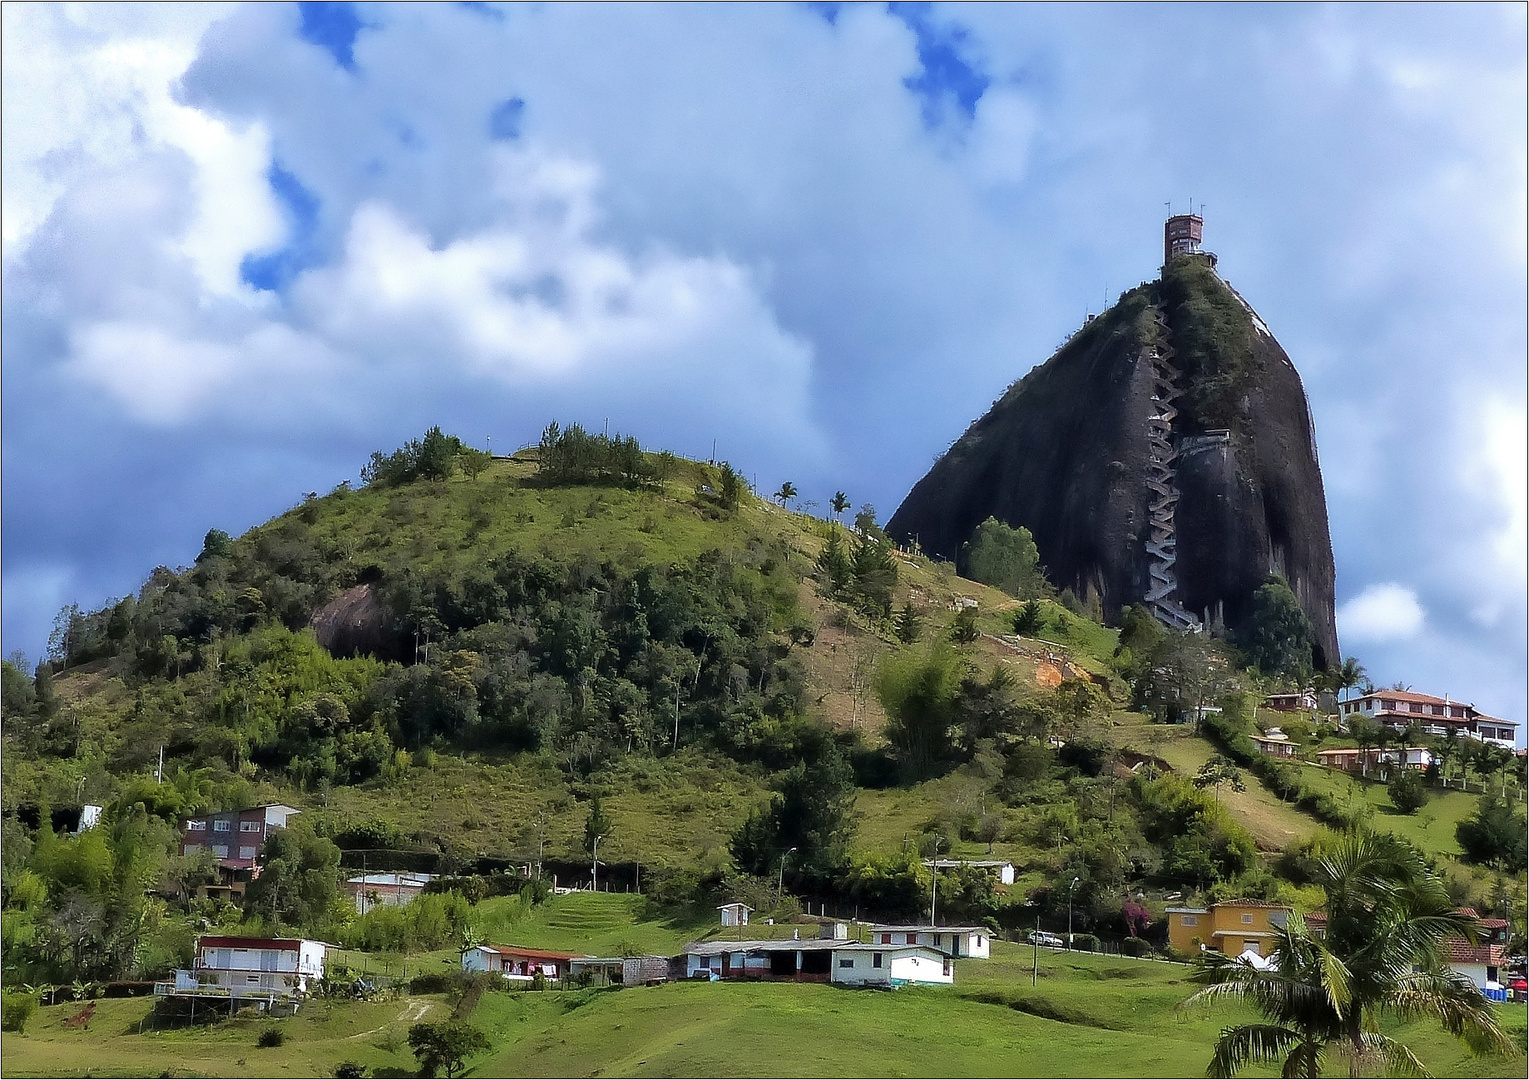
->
[1338,584,1426,643]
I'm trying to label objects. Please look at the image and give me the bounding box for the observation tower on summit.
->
[1164,213,1216,267]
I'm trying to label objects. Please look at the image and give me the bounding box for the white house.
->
[345,872,434,914]
[679,939,953,987]
[719,902,752,927]
[1337,690,1518,748]
[924,859,1016,886]
[1442,916,1511,992]
[868,924,991,959]
[831,944,953,987]
[156,936,327,1012]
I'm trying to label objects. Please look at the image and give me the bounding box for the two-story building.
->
[1166,900,1291,958]
[177,804,300,902]
[156,935,327,1014]
[1337,691,1518,748]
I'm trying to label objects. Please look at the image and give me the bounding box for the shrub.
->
[1388,769,1427,814]
[409,1020,490,1078]
[1,993,37,1034]
[1121,937,1152,958]
[1070,933,1100,952]
[334,1064,367,1079]
[258,1026,287,1048]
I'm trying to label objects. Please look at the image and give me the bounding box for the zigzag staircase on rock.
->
[1142,304,1201,632]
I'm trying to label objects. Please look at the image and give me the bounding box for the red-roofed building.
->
[1308,909,1509,992]
[462,944,584,982]
[1338,691,1517,748]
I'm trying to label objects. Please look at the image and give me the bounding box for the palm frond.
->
[1351,1030,1431,1079]
[1206,1023,1302,1078]
[1389,970,1515,1055]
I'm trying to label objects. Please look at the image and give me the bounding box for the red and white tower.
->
[1164,213,1204,263]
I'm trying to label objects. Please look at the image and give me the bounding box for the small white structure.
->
[77,804,102,832]
[156,936,327,1012]
[923,858,1016,886]
[719,902,752,927]
[832,944,953,987]
[868,924,991,959]
[345,872,434,914]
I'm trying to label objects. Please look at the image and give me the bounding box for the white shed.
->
[719,902,752,927]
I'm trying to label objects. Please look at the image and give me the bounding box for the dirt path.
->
[347,997,432,1040]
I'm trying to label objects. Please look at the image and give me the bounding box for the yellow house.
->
[1165,899,1292,957]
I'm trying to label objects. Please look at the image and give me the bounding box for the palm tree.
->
[774,481,797,509]
[1185,831,1511,1078]
[1334,657,1367,706]
[830,491,850,522]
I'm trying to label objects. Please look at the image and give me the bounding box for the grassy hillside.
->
[5,939,1522,1079]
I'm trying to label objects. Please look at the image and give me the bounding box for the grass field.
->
[1293,763,1483,862]
[7,939,1523,1078]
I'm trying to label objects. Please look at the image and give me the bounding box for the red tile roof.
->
[476,945,583,961]
[197,936,312,950]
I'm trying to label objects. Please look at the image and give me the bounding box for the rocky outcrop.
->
[309,583,407,662]
[886,255,1339,669]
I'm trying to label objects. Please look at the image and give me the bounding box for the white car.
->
[1027,931,1065,948]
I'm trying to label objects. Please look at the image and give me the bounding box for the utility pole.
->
[929,836,945,927]
[592,834,605,892]
[156,745,164,784]
[1033,915,1039,986]
[1067,876,1080,950]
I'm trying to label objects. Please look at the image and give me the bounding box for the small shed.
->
[719,902,752,927]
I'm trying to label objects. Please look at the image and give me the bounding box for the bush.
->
[258,1026,287,1048]
[1070,933,1100,952]
[1,993,37,1034]
[334,1064,367,1079]
[1456,796,1528,869]
[1388,769,1427,814]
[1120,936,1151,958]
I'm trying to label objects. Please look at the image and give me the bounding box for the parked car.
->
[1027,931,1065,948]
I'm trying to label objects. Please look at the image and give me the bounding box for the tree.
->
[1184,830,1511,1078]
[1012,600,1044,637]
[243,823,341,932]
[1456,795,1528,870]
[718,463,742,510]
[458,447,491,481]
[878,642,963,780]
[1232,575,1315,677]
[959,517,1048,599]
[949,606,980,644]
[830,491,850,521]
[853,504,883,539]
[774,481,797,508]
[893,604,923,644]
[408,1021,490,1078]
[583,796,613,857]
[730,732,855,882]
[1388,768,1427,815]
[1332,656,1366,704]
[1192,755,1246,802]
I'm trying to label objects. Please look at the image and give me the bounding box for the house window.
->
[186,820,206,831]
[1241,914,1254,924]
[943,958,951,976]
[838,958,854,968]
[240,821,262,832]
[977,935,984,947]
[213,819,232,832]
[906,933,917,945]
[1487,966,1499,982]
[881,933,891,944]
[1181,915,1198,927]
[212,845,229,858]
[872,953,882,968]
[239,846,258,860]
[1381,700,1395,711]
[246,974,260,985]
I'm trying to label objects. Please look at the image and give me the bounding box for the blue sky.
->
[3,3,1524,737]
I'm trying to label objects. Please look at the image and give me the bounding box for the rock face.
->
[309,583,408,662]
[886,254,1339,669]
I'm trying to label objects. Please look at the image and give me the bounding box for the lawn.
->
[8,938,1522,1078]
[1293,763,1482,862]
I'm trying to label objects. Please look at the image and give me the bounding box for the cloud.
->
[1338,584,1426,644]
